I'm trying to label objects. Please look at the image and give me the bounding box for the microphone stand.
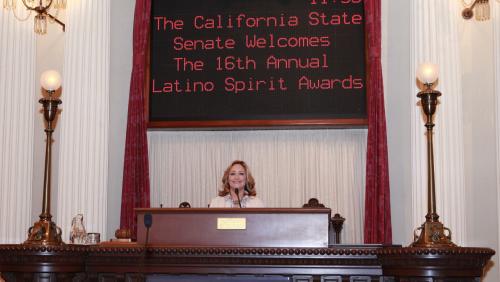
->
[234,188,242,208]
[141,213,153,279]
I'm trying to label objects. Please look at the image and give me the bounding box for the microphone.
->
[234,188,242,208]
[144,213,153,246]
[141,213,153,278]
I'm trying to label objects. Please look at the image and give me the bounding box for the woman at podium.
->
[209,160,265,208]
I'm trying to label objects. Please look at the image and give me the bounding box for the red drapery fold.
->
[120,0,151,239]
[363,0,392,244]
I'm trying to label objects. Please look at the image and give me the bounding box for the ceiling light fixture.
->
[2,0,66,35]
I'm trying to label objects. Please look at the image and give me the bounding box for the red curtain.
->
[120,0,151,239]
[363,0,392,244]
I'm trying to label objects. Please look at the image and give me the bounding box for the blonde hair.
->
[218,160,256,197]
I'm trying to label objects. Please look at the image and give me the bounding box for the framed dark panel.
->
[147,275,291,281]
[148,0,367,128]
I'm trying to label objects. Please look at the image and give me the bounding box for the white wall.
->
[459,12,499,281]
[382,0,413,245]
[108,0,135,239]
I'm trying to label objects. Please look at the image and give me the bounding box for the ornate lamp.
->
[24,70,64,246]
[2,0,66,34]
[411,63,456,248]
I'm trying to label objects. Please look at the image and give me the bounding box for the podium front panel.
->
[136,208,330,248]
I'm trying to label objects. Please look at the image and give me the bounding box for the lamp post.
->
[24,70,64,246]
[411,63,456,248]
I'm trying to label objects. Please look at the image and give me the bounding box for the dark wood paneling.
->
[0,245,494,282]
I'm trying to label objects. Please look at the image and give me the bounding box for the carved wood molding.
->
[378,247,495,277]
[0,244,494,279]
[0,244,88,253]
[379,246,495,256]
[84,246,382,269]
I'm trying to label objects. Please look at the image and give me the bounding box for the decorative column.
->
[410,0,466,245]
[56,0,110,241]
[0,8,36,243]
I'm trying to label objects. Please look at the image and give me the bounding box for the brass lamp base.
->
[24,217,64,246]
[411,218,456,248]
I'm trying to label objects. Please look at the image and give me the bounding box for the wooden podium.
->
[136,208,330,247]
[0,208,494,281]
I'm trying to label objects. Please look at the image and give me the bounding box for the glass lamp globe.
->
[417,63,438,85]
[40,70,62,91]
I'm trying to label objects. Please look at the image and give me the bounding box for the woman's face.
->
[228,164,246,190]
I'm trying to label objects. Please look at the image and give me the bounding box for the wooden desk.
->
[0,244,494,282]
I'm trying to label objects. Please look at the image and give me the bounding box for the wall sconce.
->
[411,63,456,248]
[2,0,66,35]
[461,0,499,21]
[24,70,64,246]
